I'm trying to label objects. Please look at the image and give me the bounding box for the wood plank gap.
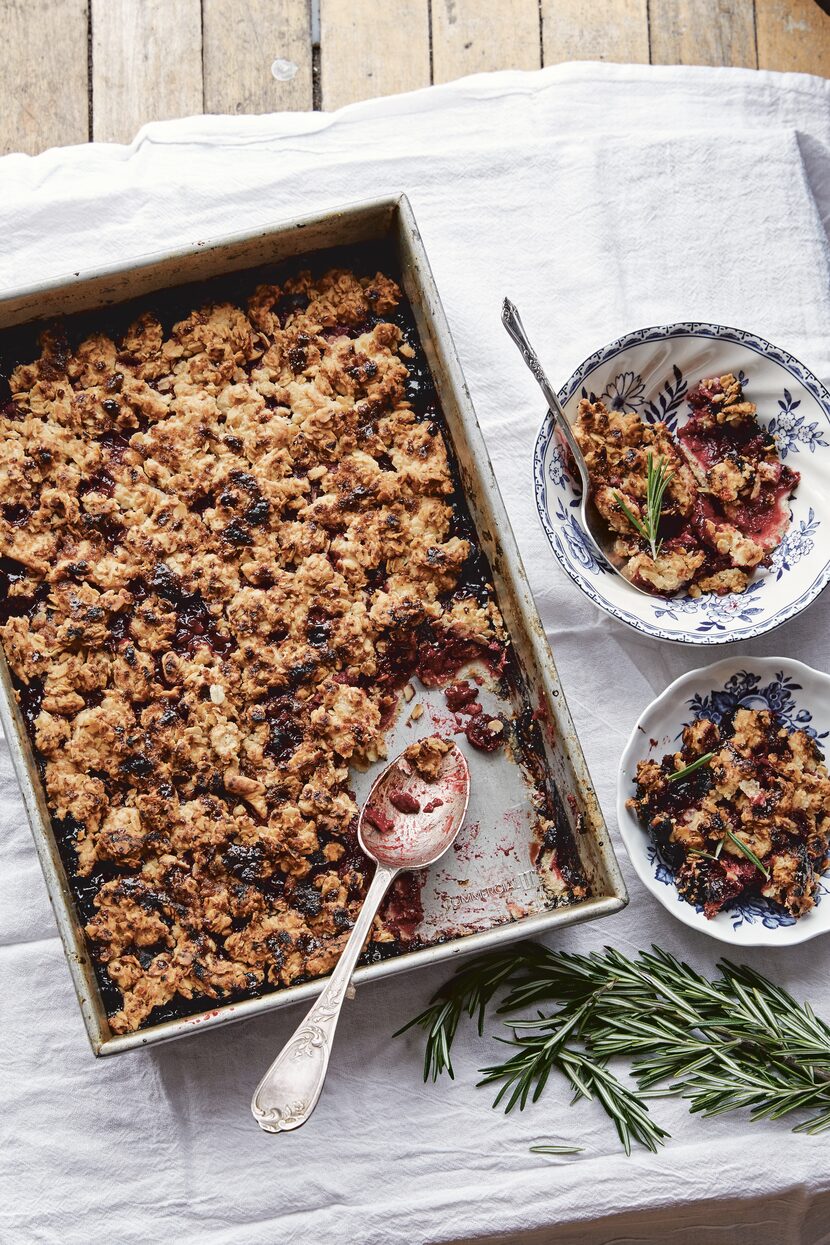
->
[752,0,759,68]
[428,0,434,84]
[310,0,321,110]
[87,1,94,141]
[200,0,206,112]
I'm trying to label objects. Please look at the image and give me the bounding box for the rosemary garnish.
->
[725,827,771,879]
[666,752,715,783]
[613,452,675,561]
[396,944,830,1153]
[687,847,723,865]
[688,835,724,865]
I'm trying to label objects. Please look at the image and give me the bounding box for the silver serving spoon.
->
[501,298,651,596]
[251,740,471,1133]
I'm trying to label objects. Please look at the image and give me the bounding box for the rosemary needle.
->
[530,1143,585,1157]
[666,752,715,783]
[725,827,770,879]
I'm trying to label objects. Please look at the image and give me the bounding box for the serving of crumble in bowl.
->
[533,324,830,643]
[617,657,830,946]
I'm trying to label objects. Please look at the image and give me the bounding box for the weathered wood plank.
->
[432,0,540,82]
[204,0,312,114]
[319,0,431,111]
[649,0,757,68]
[541,0,649,64]
[91,0,202,144]
[756,0,830,76]
[1,0,88,156]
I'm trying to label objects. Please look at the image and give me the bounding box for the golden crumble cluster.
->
[628,708,830,920]
[574,373,798,597]
[0,265,506,1033]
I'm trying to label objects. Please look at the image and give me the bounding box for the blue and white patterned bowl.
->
[533,324,830,643]
[617,657,830,946]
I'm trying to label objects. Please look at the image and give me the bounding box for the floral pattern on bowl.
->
[533,324,830,644]
[617,657,830,947]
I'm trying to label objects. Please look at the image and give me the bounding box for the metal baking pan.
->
[0,194,627,1055]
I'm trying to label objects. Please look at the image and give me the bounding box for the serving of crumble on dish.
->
[0,261,560,1034]
[574,373,799,597]
[627,707,830,921]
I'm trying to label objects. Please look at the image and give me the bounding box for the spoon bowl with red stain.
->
[251,739,470,1133]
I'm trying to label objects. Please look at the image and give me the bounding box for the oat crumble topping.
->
[628,708,830,919]
[0,263,522,1033]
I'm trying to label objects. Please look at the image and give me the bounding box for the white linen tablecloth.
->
[3,63,830,1245]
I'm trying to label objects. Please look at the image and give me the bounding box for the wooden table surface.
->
[3,0,830,157]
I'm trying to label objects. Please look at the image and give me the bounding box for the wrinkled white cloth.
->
[3,62,830,1245]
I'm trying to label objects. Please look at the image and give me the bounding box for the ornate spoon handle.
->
[501,297,590,491]
[251,862,398,1133]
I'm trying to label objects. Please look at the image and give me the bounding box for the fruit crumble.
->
[573,373,799,596]
[628,708,830,919]
[0,260,585,1033]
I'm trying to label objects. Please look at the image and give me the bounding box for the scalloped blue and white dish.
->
[533,323,830,644]
[617,657,830,946]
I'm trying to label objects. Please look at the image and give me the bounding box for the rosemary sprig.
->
[397,943,830,1152]
[666,752,715,782]
[613,452,675,561]
[394,946,528,1080]
[724,827,771,879]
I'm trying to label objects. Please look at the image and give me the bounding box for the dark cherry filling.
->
[2,503,28,527]
[320,323,362,341]
[306,607,331,648]
[465,714,505,753]
[678,384,800,557]
[418,635,504,687]
[364,806,395,835]
[381,872,424,940]
[389,790,420,814]
[675,855,757,920]
[444,681,479,712]
[174,597,231,656]
[223,843,266,884]
[0,557,49,627]
[274,292,310,324]
[0,374,22,421]
[16,674,44,732]
[79,470,116,498]
[263,695,304,762]
[98,430,130,463]
[106,566,233,657]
